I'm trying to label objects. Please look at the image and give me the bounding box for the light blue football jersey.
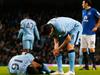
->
[82,8,100,35]
[8,53,34,74]
[47,17,82,36]
[47,17,83,45]
[18,18,40,41]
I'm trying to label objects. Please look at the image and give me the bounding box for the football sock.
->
[79,55,83,66]
[83,52,88,67]
[55,54,63,72]
[89,52,96,67]
[68,50,75,72]
[39,64,51,74]
[42,64,51,73]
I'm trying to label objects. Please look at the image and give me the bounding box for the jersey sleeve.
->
[20,21,25,28]
[33,22,40,40]
[27,53,35,62]
[17,20,24,39]
[47,18,56,25]
[94,8,100,18]
[17,29,23,39]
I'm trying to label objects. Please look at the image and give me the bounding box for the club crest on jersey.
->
[83,16,88,22]
[88,12,91,15]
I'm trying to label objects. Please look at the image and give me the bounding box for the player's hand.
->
[92,27,98,32]
[53,49,59,56]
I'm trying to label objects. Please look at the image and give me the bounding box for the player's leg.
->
[78,48,83,67]
[64,44,75,75]
[66,44,75,74]
[64,31,79,75]
[51,37,64,75]
[30,40,34,51]
[65,27,82,75]
[56,36,65,73]
[22,40,30,52]
[26,58,54,75]
[26,65,40,74]
[80,35,89,70]
[89,48,96,70]
[33,58,54,74]
[40,64,55,74]
[88,35,96,70]
[50,54,64,75]
[55,54,64,73]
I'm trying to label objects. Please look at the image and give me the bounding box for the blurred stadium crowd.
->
[0,9,100,66]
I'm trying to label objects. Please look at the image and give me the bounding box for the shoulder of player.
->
[25,53,34,59]
[10,55,19,61]
[29,19,36,25]
[90,8,100,16]
[25,53,33,56]
[91,8,96,10]
[21,19,36,25]
[82,8,95,11]
[89,8,98,12]
[20,19,27,24]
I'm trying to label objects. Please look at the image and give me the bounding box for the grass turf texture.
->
[0,66,100,75]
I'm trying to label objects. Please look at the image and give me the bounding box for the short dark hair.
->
[83,0,93,6]
[41,23,53,35]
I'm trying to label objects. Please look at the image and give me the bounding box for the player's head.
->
[82,0,92,9]
[19,49,29,55]
[41,23,54,36]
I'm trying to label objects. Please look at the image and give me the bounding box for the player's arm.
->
[17,29,23,40]
[92,10,100,32]
[54,38,59,49]
[34,25,40,40]
[58,34,71,50]
[27,60,42,73]
[92,17,100,32]
[17,21,24,39]
[53,34,71,56]
[53,37,60,56]
[31,60,42,68]
[96,17,100,27]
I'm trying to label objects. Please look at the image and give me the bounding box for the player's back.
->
[47,17,82,36]
[20,18,36,40]
[8,53,34,74]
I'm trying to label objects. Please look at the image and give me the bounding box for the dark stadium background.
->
[0,0,100,9]
[0,0,100,21]
[0,0,100,18]
[0,0,100,65]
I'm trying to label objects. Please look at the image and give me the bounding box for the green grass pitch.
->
[0,66,100,75]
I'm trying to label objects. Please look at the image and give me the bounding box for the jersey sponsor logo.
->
[83,16,88,22]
